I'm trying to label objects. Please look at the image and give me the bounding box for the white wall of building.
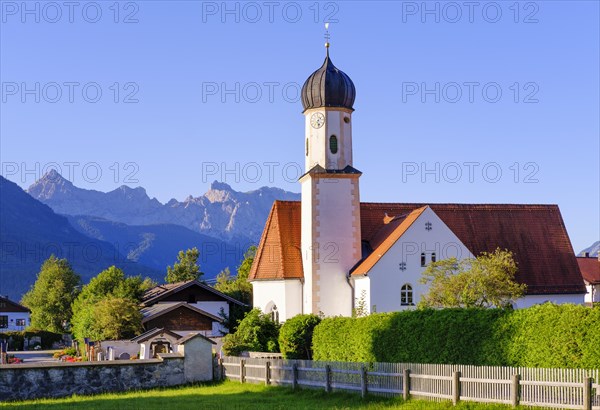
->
[252,279,302,322]
[359,207,473,313]
[0,311,30,332]
[515,293,586,308]
[584,283,599,304]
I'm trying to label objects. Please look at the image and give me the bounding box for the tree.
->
[278,314,321,359]
[214,246,256,332]
[419,248,527,309]
[165,248,202,283]
[222,309,280,356]
[71,266,151,341]
[90,297,142,340]
[21,256,81,333]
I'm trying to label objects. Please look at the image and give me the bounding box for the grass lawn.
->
[1,381,535,409]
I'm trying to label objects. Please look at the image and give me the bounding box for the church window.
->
[306,138,309,156]
[270,305,279,323]
[420,253,426,267]
[329,135,338,154]
[431,252,436,263]
[401,284,413,306]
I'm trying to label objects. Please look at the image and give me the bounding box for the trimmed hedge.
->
[312,304,600,368]
[279,314,321,359]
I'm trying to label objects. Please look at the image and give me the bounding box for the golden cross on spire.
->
[324,22,331,50]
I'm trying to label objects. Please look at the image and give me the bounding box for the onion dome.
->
[301,49,356,112]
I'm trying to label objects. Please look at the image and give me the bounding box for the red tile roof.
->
[576,257,600,284]
[352,206,428,276]
[249,201,585,295]
[249,201,303,281]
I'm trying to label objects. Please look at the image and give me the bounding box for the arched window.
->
[401,284,413,306]
[431,252,436,263]
[420,253,426,267]
[306,138,309,156]
[270,305,279,323]
[329,135,338,154]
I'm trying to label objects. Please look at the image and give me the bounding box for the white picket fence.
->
[219,357,600,409]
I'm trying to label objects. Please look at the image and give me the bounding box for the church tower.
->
[299,36,362,317]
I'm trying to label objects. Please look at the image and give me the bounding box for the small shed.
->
[176,332,216,382]
[131,328,181,360]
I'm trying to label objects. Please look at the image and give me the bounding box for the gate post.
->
[452,371,461,405]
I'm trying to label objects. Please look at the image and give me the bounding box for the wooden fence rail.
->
[218,357,600,409]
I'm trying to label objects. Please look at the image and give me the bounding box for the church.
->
[248,43,587,322]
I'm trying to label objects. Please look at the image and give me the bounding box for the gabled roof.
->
[352,206,428,276]
[177,332,216,345]
[131,327,181,343]
[140,302,222,323]
[249,201,586,295]
[249,201,303,281]
[0,296,30,313]
[141,280,246,307]
[576,257,600,284]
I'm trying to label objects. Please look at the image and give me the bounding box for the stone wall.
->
[0,354,185,401]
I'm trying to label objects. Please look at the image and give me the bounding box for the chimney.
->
[584,252,590,258]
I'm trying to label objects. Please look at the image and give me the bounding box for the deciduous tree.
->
[419,248,526,308]
[21,256,81,333]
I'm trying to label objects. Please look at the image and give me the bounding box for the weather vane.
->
[324,22,330,49]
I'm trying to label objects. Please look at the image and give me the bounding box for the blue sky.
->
[1,1,598,252]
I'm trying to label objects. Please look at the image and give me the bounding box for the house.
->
[577,254,600,305]
[140,280,246,337]
[248,42,587,321]
[0,296,30,332]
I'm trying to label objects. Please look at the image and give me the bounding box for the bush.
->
[222,309,280,356]
[312,304,600,369]
[278,314,321,359]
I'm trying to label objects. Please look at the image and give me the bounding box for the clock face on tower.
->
[310,112,325,129]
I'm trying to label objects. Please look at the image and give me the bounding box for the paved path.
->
[8,350,59,364]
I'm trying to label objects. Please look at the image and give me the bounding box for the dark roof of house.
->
[141,280,246,307]
[0,296,30,313]
[140,302,222,323]
[177,332,216,345]
[249,201,586,295]
[131,327,181,343]
[576,257,600,284]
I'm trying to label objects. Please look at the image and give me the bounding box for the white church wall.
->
[514,293,585,308]
[252,280,302,322]
[352,276,371,313]
[366,207,473,313]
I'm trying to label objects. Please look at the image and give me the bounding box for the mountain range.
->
[28,170,299,243]
[0,176,161,299]
[0,171,299,300]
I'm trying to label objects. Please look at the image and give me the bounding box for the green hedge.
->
[312,304,600,368]
[279,314,321,359]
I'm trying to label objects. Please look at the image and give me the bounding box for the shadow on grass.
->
[1,381,539,410]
